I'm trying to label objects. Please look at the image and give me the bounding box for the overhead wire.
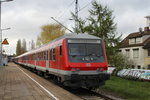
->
[78,1,92,13]
[53,0,93,32]
[57,0,75,19]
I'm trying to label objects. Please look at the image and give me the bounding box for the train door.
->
[49,48,56,69]
[46,50,49,69]
[56,47,59,68]
[57,46,62,69]
[33,53,36,68]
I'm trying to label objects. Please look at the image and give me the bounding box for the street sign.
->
[2,38,9,45]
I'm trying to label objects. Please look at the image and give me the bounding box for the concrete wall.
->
[144,49,150,68]
[120,46,144,68]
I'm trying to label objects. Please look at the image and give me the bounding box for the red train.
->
[14,33,110,89]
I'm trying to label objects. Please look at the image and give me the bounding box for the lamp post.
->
[0,0,13,66]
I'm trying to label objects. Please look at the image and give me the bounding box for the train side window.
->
[41,52,43,60]
[52,48,56,60]
[46,51,48,60]
[43,51,48,60]
[43,51,45,60]
[60,46,62,56]
[34,54,36,60]
[38,52,40,60]
[50,49,52,60]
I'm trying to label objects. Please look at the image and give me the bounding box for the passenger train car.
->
[14,33,110,89]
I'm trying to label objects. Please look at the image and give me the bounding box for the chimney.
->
[144,27,149,32]
[145,16,150,28]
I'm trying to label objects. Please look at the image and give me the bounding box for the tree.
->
[16,39,22,56]
[71,12,86,33]
[21,39,27,54]
[36,24,65,46]
[31,40,35,50]
[71,1,122,66]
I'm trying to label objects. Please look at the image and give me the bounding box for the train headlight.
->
[71,68,80,72]
[97,68,105,72]
[71,68,76,72]
[100,68,105,71]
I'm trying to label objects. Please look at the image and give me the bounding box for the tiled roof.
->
[120,28,150,48]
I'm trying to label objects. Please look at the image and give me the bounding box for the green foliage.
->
[71,1,122,66]
[99,76,150,100]
[21,39,27,54]
[110,53,135,75]
[111,53,134,68]
[36,24,65,46]
[16,39,21,56]
[71,12,86,33]
[16,39,27,56]
[31,40,35,50]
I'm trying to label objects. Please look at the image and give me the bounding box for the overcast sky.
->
[1,0,150,55]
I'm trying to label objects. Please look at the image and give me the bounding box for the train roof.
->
[15,33,102,58]
[55,33,101,40]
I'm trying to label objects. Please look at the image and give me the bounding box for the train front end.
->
[63,36,110,89]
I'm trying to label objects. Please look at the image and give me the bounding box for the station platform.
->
[0,63,82,100]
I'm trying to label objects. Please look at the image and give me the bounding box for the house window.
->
[148,65,150,69]
[117,50,122,53]
[125,49,130,57]
[133,49,139,58]
[132,65,135,68]
[137,65,141,69]
[129,38,135,44]
[148,48,150,56]
[135,38,141,44]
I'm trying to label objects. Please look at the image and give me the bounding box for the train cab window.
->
[60,46,62,56]
[87,44,103,56]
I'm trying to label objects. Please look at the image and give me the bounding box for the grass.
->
[100,76,150,100]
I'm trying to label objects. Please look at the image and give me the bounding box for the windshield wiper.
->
[88,54,96,56]
[71,55,77,57]
[96,54,103,57]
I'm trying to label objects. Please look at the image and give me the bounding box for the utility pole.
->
[75,0,78,33]
[0,0,13,66]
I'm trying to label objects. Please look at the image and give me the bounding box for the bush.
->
[109,53,135,75]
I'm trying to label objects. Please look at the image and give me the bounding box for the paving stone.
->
[0,63,83,100]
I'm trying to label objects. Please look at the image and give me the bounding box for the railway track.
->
[64,87,118,100]
[21,65,124,100]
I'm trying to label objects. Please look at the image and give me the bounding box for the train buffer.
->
[0,63,82,100]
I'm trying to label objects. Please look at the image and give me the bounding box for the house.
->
[119,27,150,69]
[119,26,150,69]
[119,16,150,69]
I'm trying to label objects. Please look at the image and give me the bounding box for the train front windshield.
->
[68,40,104,62]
